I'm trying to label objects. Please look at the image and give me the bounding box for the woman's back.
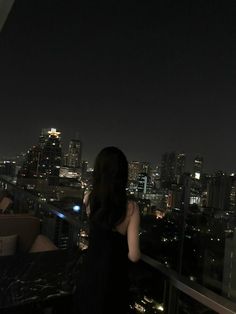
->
[77,220,129,314]
[75,147,140,314]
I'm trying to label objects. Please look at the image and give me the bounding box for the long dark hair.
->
[89,147,128,229]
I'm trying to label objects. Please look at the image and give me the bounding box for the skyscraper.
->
[39,128,52,148]
[81,160,88,180]
[39,128,62,184]
[207,172,232,210]
[67,139,82,169]
[18,128,62,185]
[18,145,41,178]
[141,162,150,176]
[193,156,204,180]
[160,152,176,188]
[128,161,142,181]
[128,161,150,181]
[137,173,152,197]
[176,153,186,177]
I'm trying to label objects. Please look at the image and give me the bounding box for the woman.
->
[76,147,140,314]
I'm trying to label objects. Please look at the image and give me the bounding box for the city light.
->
[73,205,81,212]
[1,1,236,313]
[48,128,61,138]
[57,213,66,219]
[157,305,164,312]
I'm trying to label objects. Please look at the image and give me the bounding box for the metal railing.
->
[0,176,85,249]
[1,176,236,313]
[141,254,236,314]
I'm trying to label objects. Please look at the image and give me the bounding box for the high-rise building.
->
[129,161,150,181]
[230,176,236,212]
[193,156,204,180]
[176,153,186,177]
[63,153,69,167]
[141,162,150,176]
[137,173,152,197]
[81,161,88,180]
[18,128,62,185]
[207,172,232,210]
[39,128,53,148]
[18,145,41,178]
[223,230,236,301]
[129,161,142,181]
[67,139,82,169]
[150,166,160,189]
[0,161,16,177]
[160,152,176,188]
[39,128,62,184]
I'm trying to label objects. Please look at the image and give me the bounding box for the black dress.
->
[75,220,129,314]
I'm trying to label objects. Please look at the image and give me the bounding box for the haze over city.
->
[0,0,235,171]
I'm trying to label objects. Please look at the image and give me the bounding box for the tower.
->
[193,156,204,180]
[128,161,142,181]
[160,152,176,188]
[67,139,82,169]
[207,172,232,210]
[40,128,62,184]
[176,153,186,177]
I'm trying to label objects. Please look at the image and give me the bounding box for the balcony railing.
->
[141,253,236,314]
[1,175,236,314]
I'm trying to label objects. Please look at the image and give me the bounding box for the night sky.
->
[0,0,236,172]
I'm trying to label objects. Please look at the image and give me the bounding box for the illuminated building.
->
[129,161,150,181]
[66,139,82,169]
[39,128,62,185]
[59,166,80,179]
[0,160,16,177]
[141,162,150,175]
[129,162,142,181]
[18,128,62,185]
[207,172,232,210]
[193,156,203,180]
[176,153,186,182]
[149,166,160,189]
[223,230,236,301]
[137,173,152,197]
[167,186,183,209]
[230,176,236,211]
[18,145,41,178]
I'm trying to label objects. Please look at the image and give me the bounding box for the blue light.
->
[73,205,81,212]
[57,213,65,219]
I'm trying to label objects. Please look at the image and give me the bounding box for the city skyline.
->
[0,1,236,172]
[1,126,236,175]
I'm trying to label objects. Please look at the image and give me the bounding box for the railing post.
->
[163,279,178,314]
[163,279,169,313]
[167,282,178,314]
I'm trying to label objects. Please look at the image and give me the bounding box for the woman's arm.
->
[83,191,91,217]
[127,202,141,262]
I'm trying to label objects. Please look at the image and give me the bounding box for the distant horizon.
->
[0,129,235,174]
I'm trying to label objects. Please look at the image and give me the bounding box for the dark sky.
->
[0,0,236,172]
